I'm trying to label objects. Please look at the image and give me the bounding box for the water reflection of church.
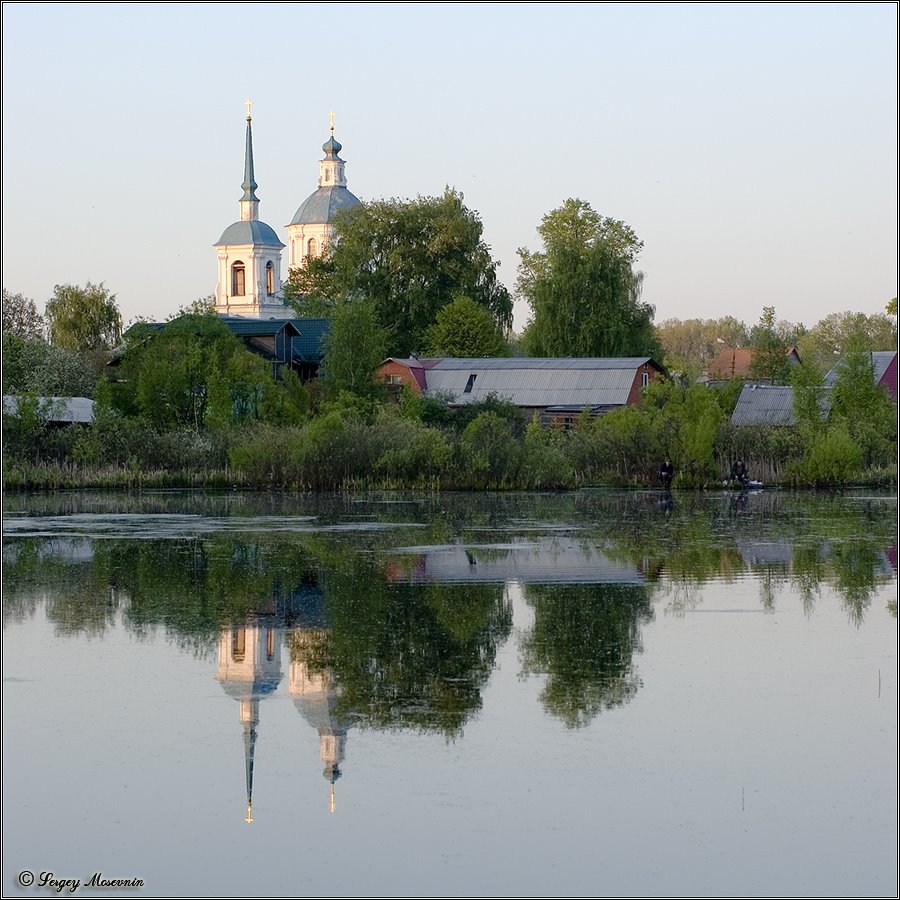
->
[215,584,349,822]
[213,542,652,821]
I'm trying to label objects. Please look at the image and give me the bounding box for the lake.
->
[2,489,897,898]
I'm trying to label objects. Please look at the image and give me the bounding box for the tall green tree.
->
[325,188,512,356]
[749,306,792,384]
[46,281,123,352]
[422,294,510,358]
[517,198,660,359]
[2,288,45,340]
[790,361,827,430]
[320,299,389,398]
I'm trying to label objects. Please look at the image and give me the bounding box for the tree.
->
[517,198,660,359]
[282,257,336,317]
[790,361,827,431]
[326,188,512,356]
[175,294,217,318]
[422,294,510,358]
[796,310,897,374]
[828,351,897,468]
[46,282,123,352]
[320,299,389,398]
[2,288,45,340]
[749,306,791,384]
[2,333,101,397]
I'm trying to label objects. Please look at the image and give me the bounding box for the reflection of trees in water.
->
[2,538,119,636]
[520,583,654,729]
[2,490,895,644]
[6,526,515,737]
[318,558,513,736]
[828,542,886,627]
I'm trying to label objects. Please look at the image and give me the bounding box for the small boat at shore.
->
[722,479,764,490]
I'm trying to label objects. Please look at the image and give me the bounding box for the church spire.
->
[240,100,259,221]
[318,112,347,188]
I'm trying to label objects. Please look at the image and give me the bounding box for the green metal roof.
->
[289,318,331,362]
[220,317,300,338]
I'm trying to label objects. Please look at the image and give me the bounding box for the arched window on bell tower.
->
[307,238,318,260]
[232,261,246,296]
[266,261,274,295]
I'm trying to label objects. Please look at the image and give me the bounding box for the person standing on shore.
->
[659,458,674,489]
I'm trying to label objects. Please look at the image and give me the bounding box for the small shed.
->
[3,396,95,425]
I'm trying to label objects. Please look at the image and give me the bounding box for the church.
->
[213,104,361,319]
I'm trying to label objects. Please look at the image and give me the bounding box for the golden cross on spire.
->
[245,98,253,121]
[329,110,335,134]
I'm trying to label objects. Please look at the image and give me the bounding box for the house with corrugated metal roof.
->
[706,345,801,383]
[731,350,898,427]
[378,357,663,426]
[730,384,807,427]
[824,351,898,403]
[731,350,897,425]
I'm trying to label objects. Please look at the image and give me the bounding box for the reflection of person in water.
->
[658,492,674,515]
[659,458,675,489]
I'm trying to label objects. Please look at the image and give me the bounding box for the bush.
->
[793,424,863,486]
[374,418,453,485]
[228,425,305,486]
[459,411,522,487]
[521,417,573,488]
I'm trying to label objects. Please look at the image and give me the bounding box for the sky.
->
[2,2,897,334]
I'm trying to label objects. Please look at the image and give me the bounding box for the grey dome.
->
[322,135,343,157]
[214,220,285,248]
[289,186,361,227]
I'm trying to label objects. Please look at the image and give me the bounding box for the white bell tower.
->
[214,102,287,318]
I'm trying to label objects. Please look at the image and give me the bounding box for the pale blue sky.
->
[2,2,897,332]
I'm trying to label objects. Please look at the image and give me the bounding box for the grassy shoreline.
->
[3,459,895,493]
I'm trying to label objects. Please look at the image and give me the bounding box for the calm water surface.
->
[2,490,897,898]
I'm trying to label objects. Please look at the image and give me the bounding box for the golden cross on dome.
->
[245,98,253,121]
[329,111,335,134]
